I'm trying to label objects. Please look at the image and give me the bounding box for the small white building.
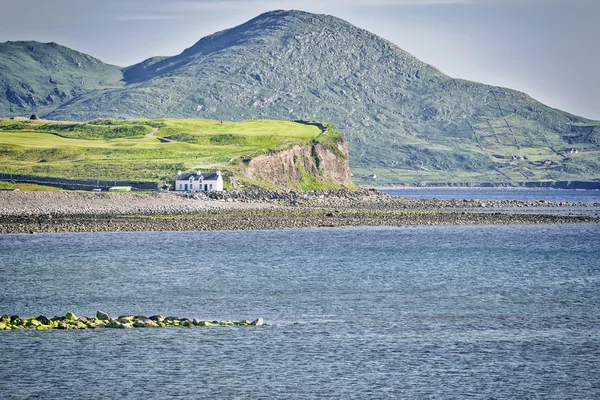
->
[175,170,223,192]
[108,186,132,192]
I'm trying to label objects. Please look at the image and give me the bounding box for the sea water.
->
[1,224,599,399]
[382,188,600,204]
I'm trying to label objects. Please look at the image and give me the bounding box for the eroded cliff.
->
[238,128,352,190]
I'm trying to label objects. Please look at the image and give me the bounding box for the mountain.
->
[0,41,123,116]
[1,10,599,186]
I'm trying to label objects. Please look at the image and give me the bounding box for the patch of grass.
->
[0,118,153,140]
[292,161,346,191]
[164,132,196,143]
[15,183,63,191]
[209,134,247,146]
[0,181,64,191]
[313,123,346,159]
[88,119,165,129]
[0,181,15,189]
[298,172,345,191]
[1,179,64,191]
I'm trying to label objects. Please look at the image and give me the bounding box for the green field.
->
[0,118,323,183]
[0,181,64,191]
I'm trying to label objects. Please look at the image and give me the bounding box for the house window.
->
[210,184,213,190]
[179,184,182,190]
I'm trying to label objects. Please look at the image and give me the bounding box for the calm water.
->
[1,225,600,399]
[382,188,600,203]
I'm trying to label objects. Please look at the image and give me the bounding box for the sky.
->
[1,0,598,119]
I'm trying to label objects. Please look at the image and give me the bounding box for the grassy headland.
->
[0,117,330,186]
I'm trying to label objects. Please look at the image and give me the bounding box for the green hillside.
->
[1,11,599,186]
[0,117,324,184]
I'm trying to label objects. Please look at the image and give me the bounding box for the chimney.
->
[216,170,221,176]
[177,170,181,176]
[197,170,202,176]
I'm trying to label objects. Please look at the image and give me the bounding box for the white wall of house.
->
[175,171,223,192]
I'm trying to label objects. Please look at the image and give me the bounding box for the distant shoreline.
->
[368,186,600,191]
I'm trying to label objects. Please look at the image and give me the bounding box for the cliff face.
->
[242,139,352,189]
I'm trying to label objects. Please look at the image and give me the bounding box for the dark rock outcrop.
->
[96,311,111,321]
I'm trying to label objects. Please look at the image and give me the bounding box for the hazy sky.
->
[1,0,598,119]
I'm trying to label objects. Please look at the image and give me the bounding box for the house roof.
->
[176,173,220,181]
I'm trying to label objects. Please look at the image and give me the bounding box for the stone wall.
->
[0,173,158,191]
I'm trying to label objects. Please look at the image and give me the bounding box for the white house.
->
[175,170,223,192]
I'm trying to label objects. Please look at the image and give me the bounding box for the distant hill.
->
[1,10,599,186]
[0,41,123,117]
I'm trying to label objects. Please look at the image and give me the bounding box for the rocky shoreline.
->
[179,188,600,210]
[0,189,598,234]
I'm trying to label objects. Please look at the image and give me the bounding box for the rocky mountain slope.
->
[0,41,123,116]
[1,10,599,186]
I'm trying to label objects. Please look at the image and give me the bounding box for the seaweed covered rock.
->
[0,312,266,331]
[65,311,77,321]
[96,311,111,321]
[25,319,42,328]
[36,315,51,325]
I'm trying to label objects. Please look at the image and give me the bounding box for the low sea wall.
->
[0,173,159,191]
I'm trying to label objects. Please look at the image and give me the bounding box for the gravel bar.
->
[0,189,598,234]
